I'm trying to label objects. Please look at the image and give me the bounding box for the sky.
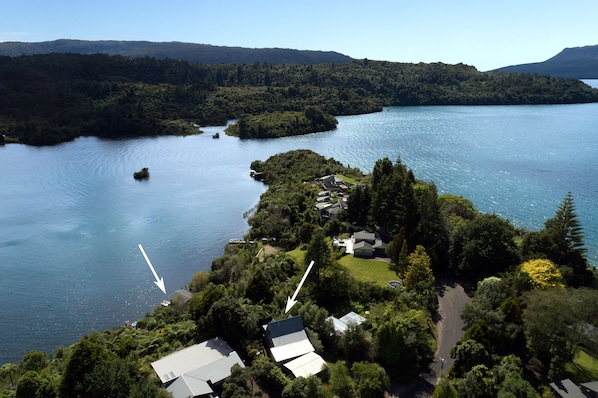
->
[1,0,597,71]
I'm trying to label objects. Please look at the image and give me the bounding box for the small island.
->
[133,167,150,180]
[225,107,338,139]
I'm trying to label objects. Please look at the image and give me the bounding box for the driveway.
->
[386,279,472,397]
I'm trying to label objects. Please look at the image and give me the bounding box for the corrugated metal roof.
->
[272,330,309,347]
[339,311,366,326]
[284,352,327,378]
[270,339,315,363]
[151,337,234,384]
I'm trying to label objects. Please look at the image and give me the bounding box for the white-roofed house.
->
[150,337,244,398]
[327,311,367,334]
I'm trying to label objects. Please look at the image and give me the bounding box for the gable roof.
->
[339,311,366,326]
[266,316,305,340]
[151,337,238,384]
[581,381,598,393]
[284,352,327,378]
[354,230,375,243]
[170,289,193,303]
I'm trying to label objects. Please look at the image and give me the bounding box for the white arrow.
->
[285,260,315,313]
[138,244,167,294]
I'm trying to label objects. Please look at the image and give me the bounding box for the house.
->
[170,289,193,304]
[549,379,586,398]
[263,315,326,378]
[151,337,244,398]
[327,311,366,334]
[320,175,343,191]
[352,230,387,258]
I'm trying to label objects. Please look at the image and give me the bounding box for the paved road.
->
[387,280,472,398]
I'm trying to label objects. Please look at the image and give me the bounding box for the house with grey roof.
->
[352,230,387,258]
[170,289,193,304]
[151,337,244,398]
[581,381,598,398]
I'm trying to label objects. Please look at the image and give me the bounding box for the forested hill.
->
[2,53,598,146]
[0,39,354,65]
[494,45,598,78]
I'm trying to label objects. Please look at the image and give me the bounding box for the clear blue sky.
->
[1,0,597,71]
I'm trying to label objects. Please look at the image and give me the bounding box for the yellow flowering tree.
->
[520,259,565,288]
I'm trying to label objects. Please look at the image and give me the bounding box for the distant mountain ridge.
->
[0,39,354,65]
[494,45,598,79]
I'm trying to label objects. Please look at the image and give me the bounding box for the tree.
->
[523,287,598,373]
[372,305,435,380]
[451,213,519,281]
[60,336,110,398]
[282,375,326,398]
[536,192,593,287]
[305,229,333,289]
[329,362,357,398]
[221,364,253,398]
[350,361,390,398]
[341,322,372,364]
[519,259,565,288]
[404,245,435,291]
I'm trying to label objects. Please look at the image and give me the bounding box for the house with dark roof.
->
[263,315,326,378]
[151,337,244,398]
[352,230,387,258]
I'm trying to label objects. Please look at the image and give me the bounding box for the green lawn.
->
[286,245,398,288]
[566,347,598,383]
[338,255,398,287]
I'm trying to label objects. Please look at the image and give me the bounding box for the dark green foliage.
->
[450,213,520,281]
[371,304,435,380]
[226,107,337,138]
[350,361,390,398]
[21,351,47,373]
[370,157,418,241]
[60,336,110,398]
[522,192,595,287]
[221,364,253,398]
[340,323,372,364]
[346,185,371,227]
[2,53,597,145]
[282,375,327,398]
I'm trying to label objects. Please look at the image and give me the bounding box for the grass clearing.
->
[565,347,598,383]
[338,255,397,287]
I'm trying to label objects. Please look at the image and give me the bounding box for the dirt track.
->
[387,280,472,397]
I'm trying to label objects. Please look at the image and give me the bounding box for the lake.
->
[1,102,597,364]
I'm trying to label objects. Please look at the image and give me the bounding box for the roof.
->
[151,337,237,384]
[354,230,375,242]
[340,311,366,326]
[270,338,315,363]
[284,352,327,378]
[266,316,305,340]
[581,381,598,393]
[272,330,310,347]
[170,289,193,303]
[549,379,585,398]
[353,241,373,251]
[328,311,366,334]
[166,353,245,398]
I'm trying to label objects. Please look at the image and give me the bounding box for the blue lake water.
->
[1,103,598,364]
